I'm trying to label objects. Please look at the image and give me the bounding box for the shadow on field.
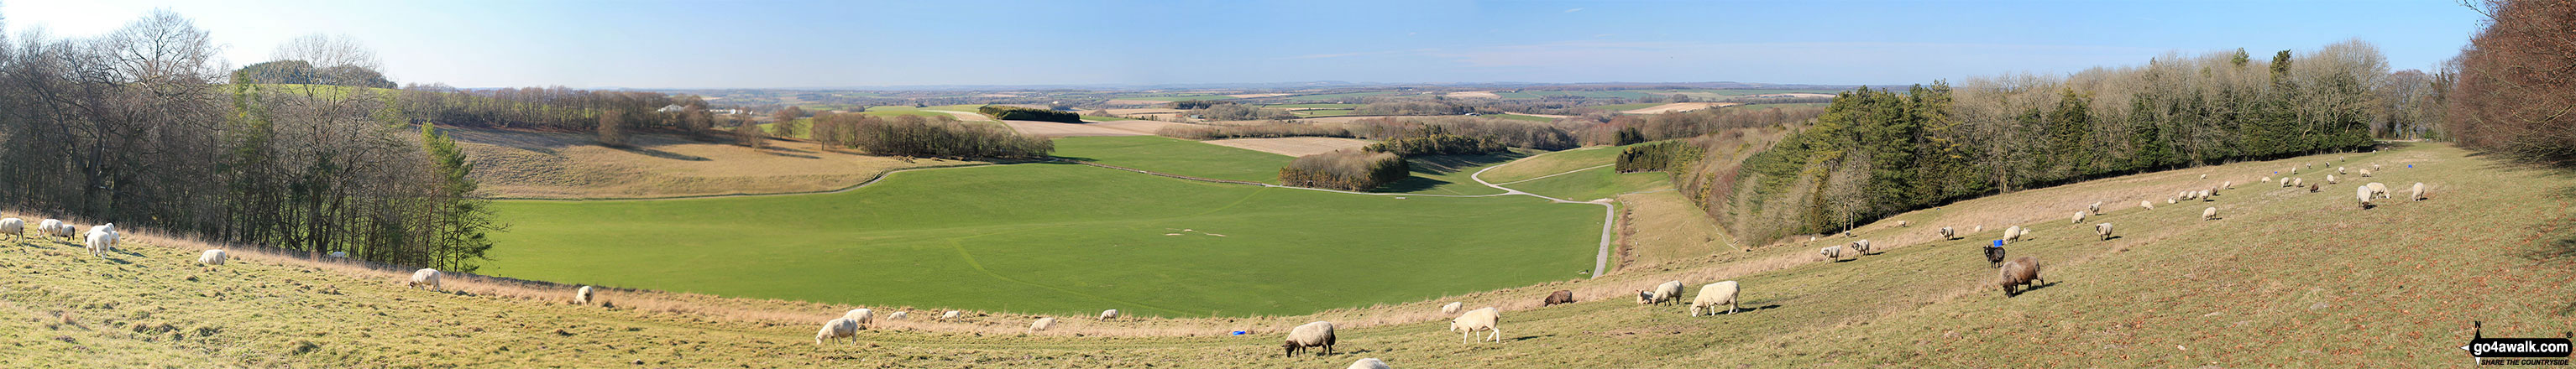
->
[2521,170,2576,314]
[611,145,709,161]
[1370,153,1528,193]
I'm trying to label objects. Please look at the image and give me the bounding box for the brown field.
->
[1444,91,1501,98]
[1620,101,1743,114]
[449,128,968,199]
[1507,112,1571,119]
[1611,190,1738,273]
[1105,99,1173,106]
[1225,93,1291,98]
[1745,92,1837,99]
[996,119,1181,137]
[1104,107,1184,116]
[1200,137,1375,156]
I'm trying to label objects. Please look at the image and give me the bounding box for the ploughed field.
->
[483,163,1599,317]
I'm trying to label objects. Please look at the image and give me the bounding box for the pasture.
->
[1051,135,1293,184]
[480,163,1602,318]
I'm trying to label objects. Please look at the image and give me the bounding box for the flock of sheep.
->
[3,217,121,258]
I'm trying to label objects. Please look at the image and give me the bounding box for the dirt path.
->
[1469,161,1621,278]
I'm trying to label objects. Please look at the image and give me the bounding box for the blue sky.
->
[2,0,2484,89]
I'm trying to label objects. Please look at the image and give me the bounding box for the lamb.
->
[1283,320,1337,356]
[1819,245,1846,261]
[0,217,19,239]
[843,309,876,327]
[815,318,860,345]
[2071,210,2086,224]
[2411,182,2427,201]
[1984,245,2008,268]
[1939,226,1956,240]
[83,226,118,257]
[2140,200,2155,210]
[1029,317,1058,332]
[1347,358,1391,369]
[1542,290,1575,306]
[1997,257,2045,297]
[1689,281,1742,316]
[1449,307,1501,343]
[2367,182,2390,199]
[198,249,227,265]
[2094,223,2113,241]
[888,311,908,320]
[1851,239,1873,254]
[407,268,441,291]
[1099,309,1120,320]
[1440,302,1463,314]
[573,285,594,304]
[940,310,961,321]
[2202,207,2218,221]
[2356,185,2376,209]
[1637,280,1684,305]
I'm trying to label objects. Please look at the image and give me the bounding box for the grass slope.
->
[484,163,1599,317]
[1479,146,1622,183]
[1050,135,1293,184]
[1375,153,1524,195]
[1503,166,1670,201]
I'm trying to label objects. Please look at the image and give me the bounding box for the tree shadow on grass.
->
[1366,152,1528,193]
[610,145,709,161]
[2516,166,2576,314]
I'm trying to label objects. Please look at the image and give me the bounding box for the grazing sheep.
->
[1029,317,1058,332]
[2261,176,2271,183]
[2071,210,2086,224]
[1984,245,2008,268]
[2141,200,2155,210]
[1638,280,1685,305]
[2094,223,2113,241]
[1283,321,1337,356]
[1449,307,1501,343]
[2356,185,2376,209]
[1940,226,1956,240]
[1971,225,1983,234]
[2202,207,2218,221]
[2223,180,2233,190]
[2199,174,2207,179]
[2327,174,2338,184]
[2281,179,2293,188]
[197,250,226,265]
[1841,230,1854,238]
[940,310,961,321]
[1689,281,1742,316]
[2167,197,2177,204]
[2367,182,2390,199]
[1099,309,1120,320]
[1348,358,1391,369]
[35,219,60,238]
[0,217,19,239]
[1897,220,1909,227]
[407,268,442,291]
[843,309,876,327]
[815,318,859,345]
[2089,201,2103,215]
[573,285,594,304]
[1851,239,1873,254]
[2411,182,2427,201]
[889,311,908,320]
[2293,178,2305,187]
[2003,226,2024,244]
[84,226,118,257]
[1819,245,1846,260]
[1997,257,2045,297]
[2338,166,2347,174]
[1542,290,1575,306]
[1440,302,1463,314]
[2359,168,2373,177]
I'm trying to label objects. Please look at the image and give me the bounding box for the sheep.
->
[1851,239,1873,254]
[1029,317,1058,332]
[2356,185,2376,209]
[84,226,118,257]
[1637,280,1684,305]
[2359,168,2373,177]
[2202,207,2218,221]
[2367,182,2390,200]
[572,285,594,304]
[2309,184,2322,192]
[1099,309,1120,320]
[1896,220,1909,227]
[1449,307,1500,343]
[2167,197,2177,204]
[1984,244,2008,268]
[2094,223,2113,241]
[815,318,858,345]
[1689,281,1742,316]
[2141,200,2155,210]
[1542,289,1575,306]
[0,217,19,239]
[2003,226,2024,244]
[2071,210,2086,224]
[35,219,63,239]
[198,249,227,265]
[2089,201,2103,216]
[2223,180,2233,190]
[1939,226,1956,240]
[2281,178,2294,188]
[1997,257,2045,297]
[843,309,876,327]
[1971,225,1983,234]
[1840,230,1854,238]
[2338,166,2347,174]
[1348,358,1391,369]
[2411,182,2427,201]
[2327,174,2338,184]
[2292,178,2305,187]
[940,310,961,321]
[88,223,114,237]
[888,311,908,320]
[1440,302,1463,314]
[1283,320,1337,356]
[2199,174,2207,179]
[2261,176,2271,183]
[1819,245,1846,261]
[407,268,441,291]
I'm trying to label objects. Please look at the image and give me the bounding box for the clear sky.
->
[1,0,2485,89]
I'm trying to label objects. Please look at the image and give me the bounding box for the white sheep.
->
[843,309,875,327]
[1689,281,1742,316]
[2338,166,2347,174]
[940,310,961,321]
[2281,178,2293,188]
[2261,176,2271,183]
[2094,223,2113,241]
[2411,182,2427,201]
[1896,220,1909,227]
[888,311,908,320]
[2356,184,2376,209]
[1440,301,1463,315]
[1971,225,1982,234]
[1638,280,1684,305]
[2202,207,2218,221]
[1029,317,1057,332]
[2071,210,2086,224]
[83,226,118,257]
[1449,307,1500,343]
[1348,358,1391,369]
[1283,320,1337,356]
[573,285,594,304]
[2327,174,2338,184]
[2089,201,2104,216]
[0,217,20,239]
[408,268,442,291]
[36,219,62,238]
[2003,226,2024,244]
[1099,309,1119,320]
[2199,174,2207,179]
[1939,226,1956,240]
[2223,180,2233,190]
[2360,168,2373,177]
[1819,245,1846,260]
[198,249,226,265]
[1851,239,1873,254]
[2292,178,2305,187]
[2367,182,2390,200]
[2140,200,2155,210]
[815,318,858,345]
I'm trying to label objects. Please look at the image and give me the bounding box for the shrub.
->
[1280,150,1409,191]
[976,105,1081,123]
[833,115,1052,159]
[1169,100,1228,110]
[1615,140,1704,173]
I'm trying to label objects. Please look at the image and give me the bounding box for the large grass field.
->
[1112,95,1233,101]
[481,163,1600,318]
[1284,91,1396,101]
[1050,135,1292,184]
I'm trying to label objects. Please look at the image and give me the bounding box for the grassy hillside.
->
[483,163,1600,318]
[1502,166,1670,201]
[1051,136,1294,184]
[451,128,969,199]
[1479,146,1622,183]
[14,143,2568,367]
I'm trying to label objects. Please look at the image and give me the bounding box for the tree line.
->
[809,113,1052,159]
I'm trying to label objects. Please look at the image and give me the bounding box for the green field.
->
[1589,102,1663,112]
[483,163,1599,317]
[1490,113,1556,122]
[1113,95,1234,101]
[1376,153,1525,195]
[1501,166,1671,201]
[1291,109,1356,117]
[1481,147,1623,183]
[1050,136,1292,184]
[1284,91,1396,102]
[1260,103,1359,109]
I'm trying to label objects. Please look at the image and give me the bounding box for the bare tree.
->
[272,33,381,72]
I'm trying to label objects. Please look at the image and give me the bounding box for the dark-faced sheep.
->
[1542,290,1575,306]
[1851,239,1873,254]
[1940,226,1956,240]
[2094,222,2113,241]
[1819,245,1846,261]
[1283,320,1336,356]
[1983,245,2008,268]
[1997,257,2045,297]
